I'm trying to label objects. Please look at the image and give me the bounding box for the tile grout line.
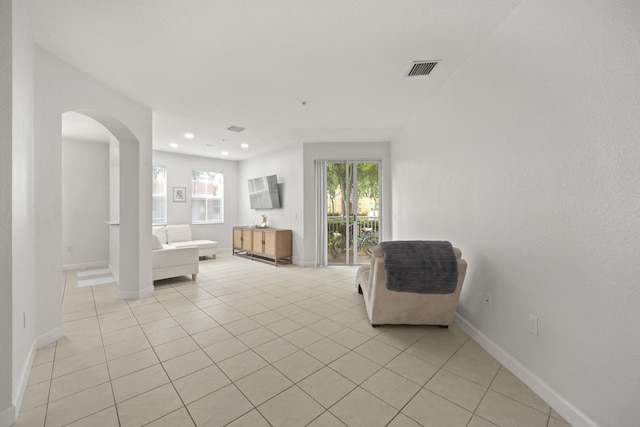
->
[131,292,206,427]
[93,280,124,427]
[22,256,567,426]
[44,272,115,427]
[168,271,369,425]
[137,279,269,426]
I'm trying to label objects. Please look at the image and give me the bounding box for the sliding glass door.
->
[325,161,380,265]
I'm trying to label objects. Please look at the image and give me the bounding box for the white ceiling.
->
[26,0,523,161]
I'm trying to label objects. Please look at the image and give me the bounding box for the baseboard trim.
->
[117,283,154,300]
[35,325,65,348]
[11,326,65,425]
[12,340,37,420]
[0,404,15,427]
[62,260,109,271]
[454,313,599,427]
[108,265,119,282]
[139,284,154,299]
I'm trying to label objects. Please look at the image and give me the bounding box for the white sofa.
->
[152,240,199,282]
[153,225,218,259]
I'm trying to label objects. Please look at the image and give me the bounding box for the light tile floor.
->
[15,253,572,427]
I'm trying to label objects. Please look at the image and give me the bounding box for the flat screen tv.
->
[248,175,281,209]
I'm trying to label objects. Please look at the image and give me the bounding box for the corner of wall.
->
[117,284,154,300]
[0,405,16,427]
[11,339,36,421]
[454,313,599,427]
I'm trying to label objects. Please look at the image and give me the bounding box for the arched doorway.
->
[62,109,152,299]
[61,112,112,272]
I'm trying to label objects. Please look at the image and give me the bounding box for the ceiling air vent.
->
[406,60,439,77]
[227,125,246,132]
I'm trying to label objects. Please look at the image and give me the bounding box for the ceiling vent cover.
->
[406,61,439,77]
[227,125,246,132]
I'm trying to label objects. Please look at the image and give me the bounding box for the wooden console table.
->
[232,226,292,266]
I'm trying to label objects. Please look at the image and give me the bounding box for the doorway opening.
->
[319,161,381,266]
[61,109,148,299]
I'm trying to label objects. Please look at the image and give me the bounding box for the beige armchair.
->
[356,244,467,327]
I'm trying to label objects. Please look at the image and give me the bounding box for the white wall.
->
[153,150,239,250]
[108,136,120,278]
[8,0,36,423]
[61,137,110,269]
[33,46,153,338]
[302,142,391,266]
[1,1,15,423]
[237,141,392,266]
[391,1,640,426]
[239,143,304,263]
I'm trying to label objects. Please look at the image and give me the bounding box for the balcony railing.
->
[328,215,379,234]
[327,215,379,256]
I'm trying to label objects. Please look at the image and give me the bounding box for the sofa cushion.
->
[152,226,168,244]
[171,240,217,250]
[166,224,192,243]
[152,234,164,250]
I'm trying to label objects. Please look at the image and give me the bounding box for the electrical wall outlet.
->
[529,314,539,335]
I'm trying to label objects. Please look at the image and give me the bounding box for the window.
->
[152,166,167,224]
[192,170,224,223]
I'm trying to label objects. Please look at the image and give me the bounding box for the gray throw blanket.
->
[379,241,458,294]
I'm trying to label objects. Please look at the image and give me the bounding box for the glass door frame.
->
[317,159,381,266]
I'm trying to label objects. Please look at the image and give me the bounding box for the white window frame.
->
[152,165,167,225]
[191,170,224,224]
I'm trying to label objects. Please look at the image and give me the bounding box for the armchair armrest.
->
[152,246,199,267]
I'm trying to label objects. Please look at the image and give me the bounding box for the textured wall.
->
[61,137,110,268]
[391,1,640,425]
[34,46,153,321]
[1,0,14,422]
[239,143,304,262]
[8,0,38,422]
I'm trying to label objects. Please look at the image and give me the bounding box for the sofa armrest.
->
[152,246,199,268]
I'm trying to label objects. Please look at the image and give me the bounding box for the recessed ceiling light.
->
[206,144,213,147]
[170,143,178,148]
[221,151,229,155]
[241,143,249,148]
[184,133,194,139]
[227,125,245,132]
